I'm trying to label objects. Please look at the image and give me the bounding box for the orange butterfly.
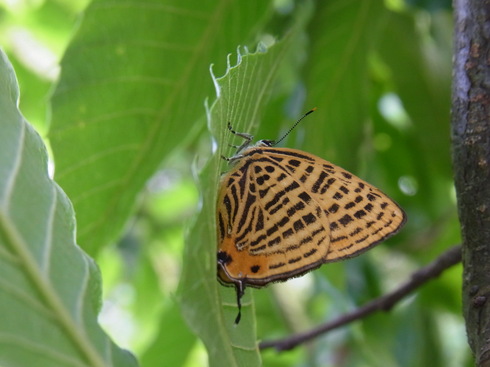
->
[217,109,406,323]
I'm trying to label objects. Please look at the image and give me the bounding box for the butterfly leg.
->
[227,122,254,154]
[227,122,253,141]
[221,154,244,163]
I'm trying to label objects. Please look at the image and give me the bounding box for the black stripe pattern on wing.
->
[219,147,329,261]
[254,147,406,262]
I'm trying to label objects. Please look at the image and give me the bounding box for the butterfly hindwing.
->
[217,146,406,288]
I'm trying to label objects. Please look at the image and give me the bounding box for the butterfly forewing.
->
[217,146,406,288]
[217,147,330,285]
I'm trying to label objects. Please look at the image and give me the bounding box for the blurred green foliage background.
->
[1,0,469,365]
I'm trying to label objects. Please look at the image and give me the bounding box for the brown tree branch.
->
[259,245,461,351]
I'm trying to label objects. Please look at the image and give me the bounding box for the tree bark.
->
[452,1,490,366]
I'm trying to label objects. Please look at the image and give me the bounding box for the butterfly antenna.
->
[272,107,317,146]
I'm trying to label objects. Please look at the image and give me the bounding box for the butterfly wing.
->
[217,146,406,288]
[217,148,331,287]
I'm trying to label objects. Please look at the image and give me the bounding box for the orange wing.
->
[217,146,406,289]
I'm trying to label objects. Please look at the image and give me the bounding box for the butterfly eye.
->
[257,139,274,147]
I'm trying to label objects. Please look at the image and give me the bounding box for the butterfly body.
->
[216,113,406,323]
[217,144,406,288]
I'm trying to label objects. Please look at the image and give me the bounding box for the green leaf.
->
[304,0,388,171]
[0,50,136,367]
[376,11,453,210]
[178,4,313,366]
[140,302,196,367]
[49,0,273,255]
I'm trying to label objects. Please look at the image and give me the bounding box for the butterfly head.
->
[256,139,274,147]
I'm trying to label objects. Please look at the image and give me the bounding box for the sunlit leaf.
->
[0,49,136,367]
[49,0,273,255]
[178,4,313,366]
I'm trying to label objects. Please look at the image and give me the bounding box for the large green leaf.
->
[304,0,388,171]
[49,0,273,255]
[377,11,452,213]
[178,4,313,366]
[0,50,136,367]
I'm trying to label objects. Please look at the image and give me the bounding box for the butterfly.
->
[216,109,406,323]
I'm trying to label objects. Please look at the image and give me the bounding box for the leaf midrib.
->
[0,119,107,367]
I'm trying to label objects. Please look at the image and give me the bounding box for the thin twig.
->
[259,245,462,351]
